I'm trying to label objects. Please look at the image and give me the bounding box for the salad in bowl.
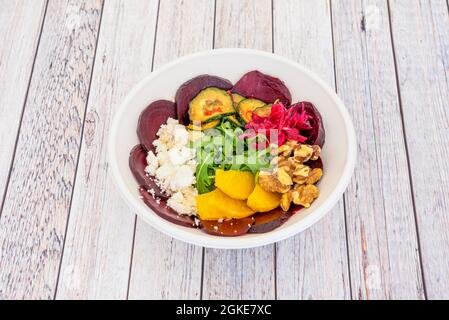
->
[129,70,326,237]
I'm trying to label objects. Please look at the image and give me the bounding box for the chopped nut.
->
[259,170,291,193]
[276,167,293,186]
[291,190,301,205]
[285,140,299,148]
[293,184,320,208]
[280,192,292,211]
[310,145,321,161]
[277,144,293,157]
[306,168,323,185]
[293,176,307,185]
[263,140,323,203]
[293,144,314,163]
[277,157,296,171]
[293,164,310,178]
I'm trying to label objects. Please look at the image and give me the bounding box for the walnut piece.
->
[310,145,321,161]
[293,184,320,208]
[277,144,294,157]
[280,192,292,211]
[292,144,321,163]
[259,170,291,194]
[306,168,323,185]
[276,167,293,186]
[262,140,323,209]
[293,164,310,178]
[293,144,314,163]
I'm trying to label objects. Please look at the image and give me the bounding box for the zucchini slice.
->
[231,93,246,107]
[227,115,243,127]
[188,87,235,123]
[237,98,266,123]
[187,119,220,131]
[253,104,273,117]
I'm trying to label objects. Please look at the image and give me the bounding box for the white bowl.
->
[109,48,356,249]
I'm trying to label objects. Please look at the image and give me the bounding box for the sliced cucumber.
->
[253,104,273,117]
[237,98,266,124]
[188,87,235,123]
[187,119,220,131]
[231,93,246,107]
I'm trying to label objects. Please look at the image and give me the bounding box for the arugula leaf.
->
[192,119,274,194]
[195,151,216,194]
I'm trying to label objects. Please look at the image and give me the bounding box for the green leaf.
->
[195,151,216,194]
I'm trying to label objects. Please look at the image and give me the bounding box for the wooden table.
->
[0,0,448,300]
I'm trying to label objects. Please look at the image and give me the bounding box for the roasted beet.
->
[305,158,323,170]
[129,145,168,199]
[137,100,176,152]
[292,101,325,147]
[249,208,295,233]
[232,70,292,106]
[175,75,233,124]
[201,217,255,237]
[139,187,196,228]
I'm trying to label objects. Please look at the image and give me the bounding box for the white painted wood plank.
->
[204,245,275,299]
[331,0,424,299]
[127,0,215,300]
[0,0,47,215]
[214,0,272,51]
[389,0,449,299]
[56,0,159,300]
[273,0,351,300]
[0,0,103,300]
[201,0,275,300]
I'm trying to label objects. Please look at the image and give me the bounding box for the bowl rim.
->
[108,48,356,249]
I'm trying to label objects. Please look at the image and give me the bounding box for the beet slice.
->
[129,144,168,199]
[291,101,325,147]
[232,70,292,106]
[201,217,255,237]
[249,208,296,233]
[137,100,176,152]
[139,187,196,228]
[305,158,323,170]
[175,75,233,125]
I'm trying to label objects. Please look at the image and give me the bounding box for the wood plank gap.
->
[125,0,161,300]
[358,3,389,260]
[53,0,106,299]
[0,0,49,221]
[150,0,161,72]
[212,0,217,49]
[328,0,353,300]
[385,0,428,299]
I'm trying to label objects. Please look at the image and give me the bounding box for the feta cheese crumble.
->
[145,118,198,216]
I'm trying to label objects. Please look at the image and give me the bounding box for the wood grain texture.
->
[0,0,103,300]
[0,0,448,300]
[127,0,215,300]
[331,0,424,299]
[389,0,449,299]
[273,0,351,300]
[214,0,272,50]
[55,0,159,300]
[0,0,47,215]
[201,0,275,300]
